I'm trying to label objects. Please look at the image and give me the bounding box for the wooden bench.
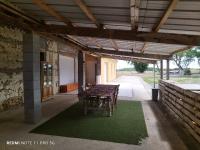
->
[60,83,78,93]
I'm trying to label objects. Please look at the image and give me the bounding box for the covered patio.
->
[0,94,198,150]
[0,0,200,149]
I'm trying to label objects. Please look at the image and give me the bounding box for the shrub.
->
[184,68,191,75]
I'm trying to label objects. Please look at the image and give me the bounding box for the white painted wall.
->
[59,55,75,85]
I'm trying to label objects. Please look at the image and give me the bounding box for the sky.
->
[117,59,200,69]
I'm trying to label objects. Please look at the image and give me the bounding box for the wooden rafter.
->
[108,25,118,50]
[99,54,157,64]
[82,47,170,59]
[73,0,118,51]
[8,17,85,53]
[88,37,102,48]
[1,1,193,58]
[110,39,119,51]
[153,0,179,32]
[74,0,102,28]
[1,10,181,61]
[0,11,34,32]
[66,35,84,46]
[38,33,84,51]
[33,0,73,27]
[130,0,140,30]
[0,0,42,24]
[141,42,147,53]
[73,0,120,51]
[36,25,200,45]
[170,46,192,55]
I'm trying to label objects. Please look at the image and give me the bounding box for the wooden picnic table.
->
[83,84,119,116]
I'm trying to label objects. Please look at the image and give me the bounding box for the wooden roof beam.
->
[130,0,140,31]
[0,11,34,31]
[74,0,119,52]
[74,0,102,28]
[170,46,193,55]
[88,37,102,48]
[141,42,147,53]
[0,10,171,61]
[36,25,200,45]
[153,0,179,32]
[33,0,73,27]
[82,47,170,59]
[0,0,42,24]
[99,54,157,64]
[110,39,119,51]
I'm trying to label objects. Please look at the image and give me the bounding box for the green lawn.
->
[31,101,148,145]
[142,76,159,84]
[117,70,200,84]
[143,75,200,84]
[170,76,200,84]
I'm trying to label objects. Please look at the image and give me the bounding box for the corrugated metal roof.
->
[84,0,130,8]
[175,1,200,11]
[170,11,200,19]
[90,7,130,16]
[140,0,169,10]
[5,0,199,57]
[71,36,188,55]
[162,25,200,32]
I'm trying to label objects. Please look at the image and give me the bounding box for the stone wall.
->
[0,26,24,111]
[0,24,81,111]
[0,26,60,111]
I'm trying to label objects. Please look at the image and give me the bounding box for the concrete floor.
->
[108,76,152,100]
[0,93,199,150]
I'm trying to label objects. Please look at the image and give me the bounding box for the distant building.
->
[100,58,117,84]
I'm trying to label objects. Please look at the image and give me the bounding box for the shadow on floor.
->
[148,101,200,150]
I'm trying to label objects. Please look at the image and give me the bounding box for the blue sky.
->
[117,59,200,69]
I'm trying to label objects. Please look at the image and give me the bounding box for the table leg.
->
[84,100,87,115]
[115,94,117,109]
[108,101,112,117]
[111,101,114,113]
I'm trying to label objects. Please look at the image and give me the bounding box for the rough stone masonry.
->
[0,26,24,111]
[0,25,60,111]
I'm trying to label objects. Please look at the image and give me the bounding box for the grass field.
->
[117,71,200,84]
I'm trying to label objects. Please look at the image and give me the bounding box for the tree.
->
[192,46,200,73]
[129,61,148,73]
[172,48,196,72]
[193,47,200,66]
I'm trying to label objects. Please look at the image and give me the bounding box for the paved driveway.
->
[108,76,152,101]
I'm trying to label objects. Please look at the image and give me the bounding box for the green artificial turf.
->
[31,101,148,145]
